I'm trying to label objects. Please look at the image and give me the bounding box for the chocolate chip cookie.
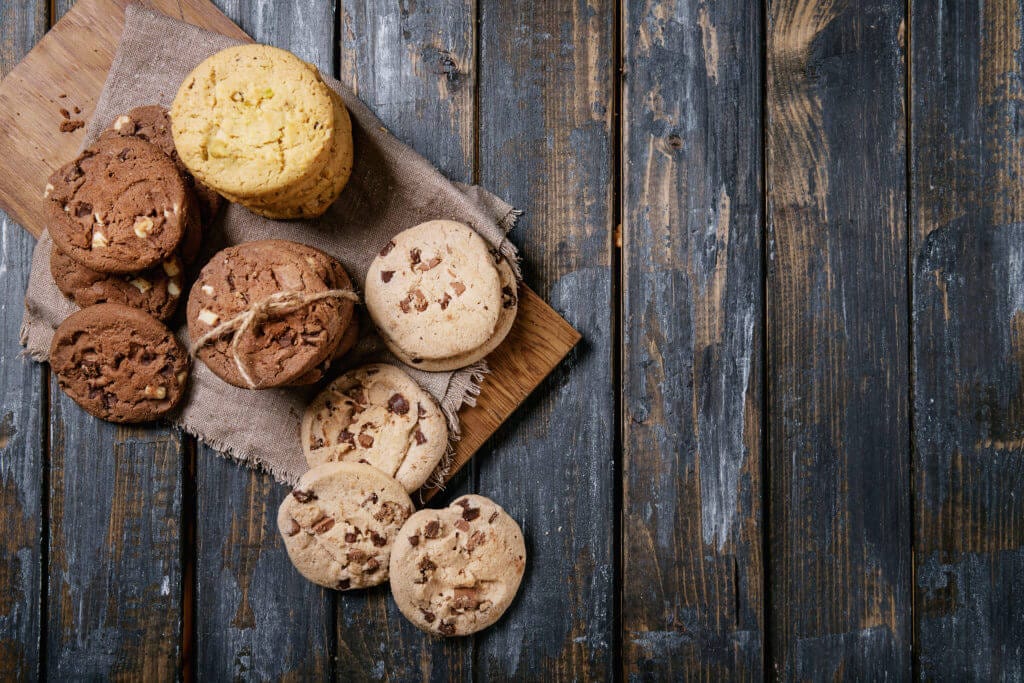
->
[389,495,526,636]
[364,220,506,371]
[186,240,351,388]
[45,137,188,273]
[277,462,413,589]
[302,364,448,492]
[51,245,184,321]
[49,303,190,423]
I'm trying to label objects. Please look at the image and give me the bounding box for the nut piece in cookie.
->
[49,303,190,423]
[277,462,413,589]
[389,494,526,637]
[301,363,448,492]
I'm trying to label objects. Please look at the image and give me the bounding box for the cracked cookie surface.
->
[365,220,503,368]
[389,494,526,636]
[49,303,190,423]
[45,137,187,273]
[278,461,413,589]
[302,363,448,492]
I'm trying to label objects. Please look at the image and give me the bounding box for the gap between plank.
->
[759,0,772,679]
[612,0,625,681]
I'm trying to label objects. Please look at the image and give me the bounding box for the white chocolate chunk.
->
[176,371,188,385]
[143,384,167,399]
[91,231,108,248]
[113,115,131,131]
[134,216,154,238]
[167,280,181,297]
[201,284,215,296]
[197,309,220,326]
[93,212,105,227]
[130,278,152,293]
[43,183,54,198]
[162,260,180,277]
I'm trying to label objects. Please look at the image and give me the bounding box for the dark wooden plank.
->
[193,2,337,679]
[910,0,1024,677]
[335,1,475,678]
[765,0,911,678]
[0,5,47,680]
[621,0,765,678]
[475,0,616,678]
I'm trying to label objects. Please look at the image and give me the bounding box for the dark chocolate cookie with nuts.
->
[50,244,184,321]
[389,495,526,637]
[49,303,190,423]
[277,462,413,589]
[45,136,188,273]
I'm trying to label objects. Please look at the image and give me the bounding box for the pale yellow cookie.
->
[365,220,503,368]
[171,44,335,200]
[278,462,413,590]
[302,364,448,492]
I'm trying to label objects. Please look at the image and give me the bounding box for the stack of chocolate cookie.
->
[186,240,357,389]
[171,44,354,220]
[45,106,216,423]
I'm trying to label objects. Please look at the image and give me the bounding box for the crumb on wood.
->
[60,119,85,133]
[59,108,70,119]
[58,93,67,98]
[73,106,81,114]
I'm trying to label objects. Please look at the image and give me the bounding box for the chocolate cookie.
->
[49,303,190,423]
[101,105,223,226]
[45,137,188,273]
[302,364,448,492]
[389,495,526,636]
[278,462,413,589]
[51,245,184,321]
[186,240,351,388]
[288,314,359,387]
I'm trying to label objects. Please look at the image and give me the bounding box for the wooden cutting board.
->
[0,0,579,501]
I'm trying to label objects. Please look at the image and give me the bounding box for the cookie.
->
[389,495,526,636]
[288,314,359,386]
[101,105,223,227]
[171,44,336,200]
[45,137,188,273]
[51,245,184,321]
[49,303,190,423]
[277,462,413,589]
[302,364,448,492]
[365,220,504,370]
[186,240,350,388]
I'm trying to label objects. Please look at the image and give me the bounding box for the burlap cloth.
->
[20,5,522,487]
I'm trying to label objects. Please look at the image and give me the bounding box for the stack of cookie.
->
[365,220,518,371]
[171,44,354,220]
[186,240,357,389]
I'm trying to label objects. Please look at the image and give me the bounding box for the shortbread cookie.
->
[51,246,184,321]
[100,105,223,232]
[50,303,190,423]
[45,137,188,273]
[389,495,526,636]
[365,220,503,369]
[302,364,447,492]
[171,44,335,200]
[277,462,413,589]
[186,241,349,388]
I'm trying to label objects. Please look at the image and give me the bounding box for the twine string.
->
[190,288,360,389]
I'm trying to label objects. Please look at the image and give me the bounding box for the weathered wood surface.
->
[910,0,1024,677]
[0,4,46,680]
[765,0,911,679]
[621,0,764,678]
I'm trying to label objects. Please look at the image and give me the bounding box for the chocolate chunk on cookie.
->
[288,314,359,386]
[278,462,413,589]
[51,245,184,321]
[49,303,190,423]
[365,220,506,371]
[186,240,351,388]
[45,137,188,273]
[302,363,448,492]
[389,495,526,636]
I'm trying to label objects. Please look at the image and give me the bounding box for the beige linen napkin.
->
[20,4,521,486]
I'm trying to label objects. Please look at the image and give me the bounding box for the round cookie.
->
[171,44,336,199]
[302,364,448,492]
[49,303,190,423]
[365,220,503,369]
[100,105,223,230]
[288,314,359,386]
[45,137,188,273]
[51,245,184,321]
[277,462,413,589]
[186,241,348,388]
[389,495,526,637]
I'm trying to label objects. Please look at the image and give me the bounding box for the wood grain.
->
[475,0,616,678]
[766,0,912,678]
[910,0,1024,676]
[0,5,47,679]
[621,0,764,678]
